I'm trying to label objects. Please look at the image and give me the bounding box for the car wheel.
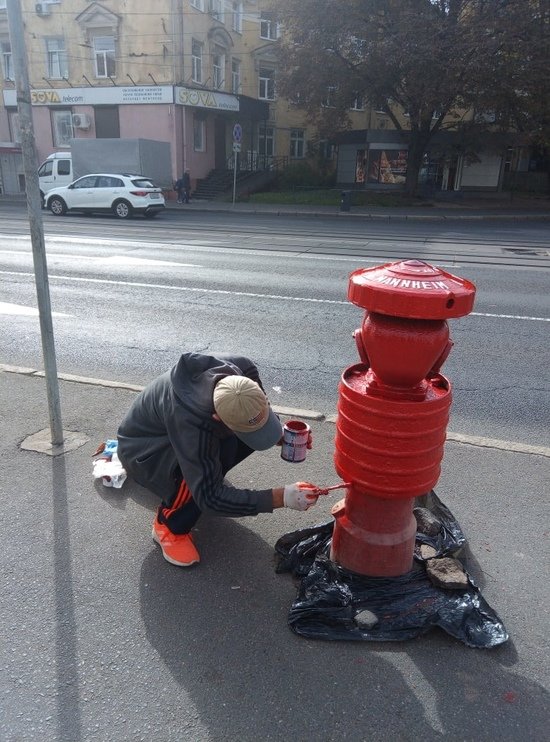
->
[113,200,133,219]
[49,196,67,216]
[143,210,158,219]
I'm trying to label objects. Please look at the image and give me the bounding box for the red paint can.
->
[281,420,310,463]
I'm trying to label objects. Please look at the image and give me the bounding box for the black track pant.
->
[157,436,254,534]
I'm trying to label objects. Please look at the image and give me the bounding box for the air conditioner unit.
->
[72,113,91,129]
[35,3,51,16]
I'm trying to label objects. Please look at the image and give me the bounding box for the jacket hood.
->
[170,352,242,417]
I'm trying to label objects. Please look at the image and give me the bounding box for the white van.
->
[38,152,73,202]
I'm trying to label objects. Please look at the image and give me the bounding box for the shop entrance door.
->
[215,118,227,169]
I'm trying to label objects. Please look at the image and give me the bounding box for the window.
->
[259,67,275,100]
[232,2,243,32]
[231,59,241,94]
[260,12,279,40]
[367,149,408,184]
[46,38,68,79]
[93,36,116,78]
[191,0,204,9]
[97,176,124,188]
[319,140,334,160]
[210,0,224,21]
[95,106,120,138]
[38,160,53,177]
[57,158,71,176]
[51,110,74,147]
[258,125,274,157]
[0,1,7,8]
[1,41,13,81]
[8,111,20,143]
[322,86,338,108]
[73,175,99,189]
[192,40,203,83]
[351,93,364,111]
[212,48,224,89]
[193,116,205,151]
[290,129,305,159]
[355,149,366,183]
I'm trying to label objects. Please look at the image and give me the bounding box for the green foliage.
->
[245,189,431,207]
[275,0,550,194]
[273,163,336,189]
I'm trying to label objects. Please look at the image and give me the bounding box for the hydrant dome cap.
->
[348,260,476,319]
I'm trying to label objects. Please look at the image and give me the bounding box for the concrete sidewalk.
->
[1,366,549,741]
[166,194,550,221]
[3,191,550,221]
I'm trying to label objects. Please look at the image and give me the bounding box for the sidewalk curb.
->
[2,195,549,222]
[3,364,549,458]
[169,203,550,222]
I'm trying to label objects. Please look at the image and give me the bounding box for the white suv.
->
[46,173,165,219]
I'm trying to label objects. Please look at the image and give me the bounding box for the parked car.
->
[46,173,165,219]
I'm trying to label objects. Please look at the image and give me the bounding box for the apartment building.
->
[0,0,341,195]
[1,2,539,196]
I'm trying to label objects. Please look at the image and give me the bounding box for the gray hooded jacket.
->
[117,353,274,517]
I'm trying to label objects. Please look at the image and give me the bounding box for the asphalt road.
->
[1,204,549,448]
[1,204,549,741]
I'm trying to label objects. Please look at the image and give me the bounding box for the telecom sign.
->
[232,123,242,143]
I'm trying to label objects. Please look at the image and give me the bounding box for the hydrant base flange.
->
[330,495,417,576]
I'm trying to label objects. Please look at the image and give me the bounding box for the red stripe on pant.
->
[161,480,192,519]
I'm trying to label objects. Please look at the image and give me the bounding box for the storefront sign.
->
[368,148,408,185]
[175,86,239,112]
[3,86,173,107]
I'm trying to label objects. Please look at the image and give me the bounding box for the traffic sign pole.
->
[232,148,238,206]
[232,123,242,206]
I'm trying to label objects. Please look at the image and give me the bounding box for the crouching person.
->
[117,352,319,567]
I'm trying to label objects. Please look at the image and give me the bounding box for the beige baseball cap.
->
[213,375,282,450]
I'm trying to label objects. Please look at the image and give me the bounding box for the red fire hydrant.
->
[330,259,476,576]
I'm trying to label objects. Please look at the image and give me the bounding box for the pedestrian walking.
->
[174,175,185,204]
[182,169,191,203]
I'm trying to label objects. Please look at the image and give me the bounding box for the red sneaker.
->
[152,517,200,567]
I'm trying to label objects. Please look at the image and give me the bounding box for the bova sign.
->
[176,86,239,111]
[2,86,174,107]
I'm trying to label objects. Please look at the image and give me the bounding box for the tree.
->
[274,0,539,194]
[480,0,550,189]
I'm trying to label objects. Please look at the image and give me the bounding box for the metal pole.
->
[232,149,237,206]
[7,0,64,446]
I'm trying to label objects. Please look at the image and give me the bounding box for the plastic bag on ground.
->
[274,491,508,648]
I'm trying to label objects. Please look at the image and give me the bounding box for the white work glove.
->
[283,482,319,511]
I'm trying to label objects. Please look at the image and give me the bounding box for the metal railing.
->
[226,152,289,172]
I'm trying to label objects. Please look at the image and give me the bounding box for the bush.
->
[276,162,335,189]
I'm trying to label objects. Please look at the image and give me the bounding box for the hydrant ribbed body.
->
[330,260,476,577]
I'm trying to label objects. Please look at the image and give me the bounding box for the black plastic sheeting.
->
[274,491,508,648]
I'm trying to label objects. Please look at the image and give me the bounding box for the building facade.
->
[0,0,319,195]
[0,1,543,196]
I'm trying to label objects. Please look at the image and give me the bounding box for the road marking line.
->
[0,249,200,268]
[0,271,349,305]
[1,364,549,457]
[471,311,550,321]
[1,270,549,321]
[0,301,72,317]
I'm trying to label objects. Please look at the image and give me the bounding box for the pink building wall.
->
[5,99,221,194]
